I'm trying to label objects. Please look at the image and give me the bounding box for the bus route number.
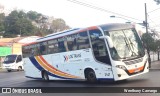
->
[105,73,110,76]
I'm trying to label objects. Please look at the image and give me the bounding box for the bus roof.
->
[26,23,134,44]
[37,28,81,40]
[99,23,134,32]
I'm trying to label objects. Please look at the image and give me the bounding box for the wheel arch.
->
[41,70,46,78]
[84,68,95,78]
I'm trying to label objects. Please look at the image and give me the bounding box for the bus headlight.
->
[116,65,126,70]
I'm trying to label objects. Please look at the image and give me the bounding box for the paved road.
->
[0,64,160,96]
[0,70,159,87]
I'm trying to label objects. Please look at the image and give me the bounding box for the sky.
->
[0,0,160,31]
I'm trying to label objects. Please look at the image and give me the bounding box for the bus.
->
[3,54,23,72]
[22,23,149,82]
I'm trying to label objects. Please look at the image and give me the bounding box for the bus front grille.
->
[124,58,143,65]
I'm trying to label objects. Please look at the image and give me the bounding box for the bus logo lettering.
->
[64,55,69,62]
[64,53,81,62]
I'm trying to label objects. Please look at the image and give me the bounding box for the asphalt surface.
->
[0,61,160,96]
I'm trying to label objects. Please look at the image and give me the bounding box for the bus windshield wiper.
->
[123,37,136,56]
[128,38,138,56]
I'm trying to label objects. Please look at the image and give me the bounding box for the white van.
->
[3,54,24,72]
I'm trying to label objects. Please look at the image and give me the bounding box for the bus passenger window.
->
[67,38,77,51]
[58,41,66,52]
[40,42,48,55]
[77,32,90,50]
[22,46,31,58]
[67,41,74,51]
[48,39,58,54]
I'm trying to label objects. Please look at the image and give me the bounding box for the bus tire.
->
[7,70,11,72]
[85,69,97,83]
[18,66,22,71]
[42,71,49,81]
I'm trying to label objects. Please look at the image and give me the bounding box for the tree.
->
[0,5,5,34]
[2,9,70,37]
[156,40,160,60]
[27,11,41,21]
[27,11,50,36]
[0,13,5,32]
[4,10,36,37]
[141,32,160,62]
[50,18,70,33]
[141,33,156,52]
[154,0,160,5]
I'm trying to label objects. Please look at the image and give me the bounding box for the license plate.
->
[134,69,140,72]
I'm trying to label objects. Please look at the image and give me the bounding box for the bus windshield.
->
[3,55,17,64]
[104,29,145,60]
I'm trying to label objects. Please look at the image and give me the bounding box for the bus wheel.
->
[18,66,22,71]
[42,71,49,81]
[7,70,11,72]
[85,70,97,83]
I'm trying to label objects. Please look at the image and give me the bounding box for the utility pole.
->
[145,3,151,68]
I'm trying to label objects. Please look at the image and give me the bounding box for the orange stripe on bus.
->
[35,56,80,79]
[39,56,72,75]
[87,26,98,30]
[35,56,74,78]
[128,66,144,73]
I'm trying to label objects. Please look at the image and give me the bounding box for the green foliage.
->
[0,13,5,32]
[155,40,160,51]
[154,0,160,5]
[27,11,39,20]
[4,10,35,37]
[1,9,70,37]
[141,33,159,52]
[50,18,70,33]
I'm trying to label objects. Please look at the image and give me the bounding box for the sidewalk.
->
[0,68,5,72]
[150,60,160,70]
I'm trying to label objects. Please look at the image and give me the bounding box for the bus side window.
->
[77,31,90,50]
[40,42,48,55]
[67,40,75,51]
[66,34,78,51]
[89,29,111,65]
[22,46,29,58]
[58,41,66,52]
[48,39,59,54]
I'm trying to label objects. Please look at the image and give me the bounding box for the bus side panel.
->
[23,58,42,79]
[23,49,114,80]
[62,48,114,80]
[42,54,63,80]
[62,49,88,80]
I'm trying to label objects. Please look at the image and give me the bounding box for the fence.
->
[150,52,159,62]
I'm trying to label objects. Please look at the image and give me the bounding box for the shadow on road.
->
[23,78,149,87]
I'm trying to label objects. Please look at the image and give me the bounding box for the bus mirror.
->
[99,36,114,48]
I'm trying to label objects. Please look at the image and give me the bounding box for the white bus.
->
[3,54,24,72]
[22,23,149,82]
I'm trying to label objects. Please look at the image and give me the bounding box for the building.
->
[0,36,40,67]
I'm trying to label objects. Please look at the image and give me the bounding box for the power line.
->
[147,15,160,21]
[148,7,160,14]
[149,23,160,28]
[67,0,143,22]
[148,15,157,27]
[147,15,160,30]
